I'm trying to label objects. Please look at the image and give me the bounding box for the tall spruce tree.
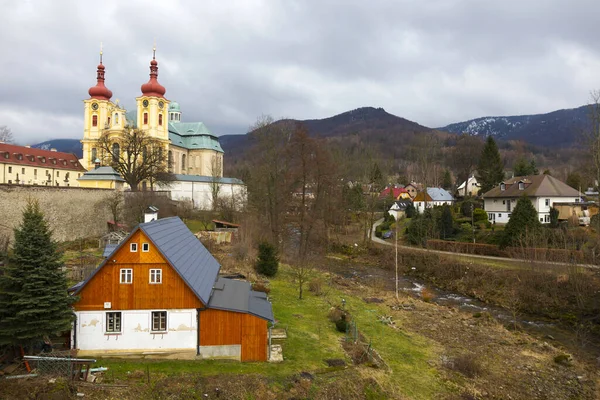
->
[500,195,541,248]
[0,199,76,348]
[477,137,505,194]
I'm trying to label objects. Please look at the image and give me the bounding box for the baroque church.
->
[80,49,245,209]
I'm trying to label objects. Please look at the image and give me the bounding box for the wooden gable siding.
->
[199,309,268,361]
[74,230,203,311]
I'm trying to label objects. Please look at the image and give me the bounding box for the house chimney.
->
[144,206,159,223]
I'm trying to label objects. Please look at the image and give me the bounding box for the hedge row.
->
[426,239,585,263]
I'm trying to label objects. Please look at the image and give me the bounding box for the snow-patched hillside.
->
[438,105,590,147]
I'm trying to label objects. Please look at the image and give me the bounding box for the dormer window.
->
[518,181,524,190]
[3,152,9,159]
[500,183,505,191]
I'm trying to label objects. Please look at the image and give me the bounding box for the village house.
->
[413,188,455,214]
[404,182,420,199]
[72,217,274,361]
[0,143,86,186]
[379,186,411,200]
[388,199,413,220]
[482,175,583,224]
[457,175,481,197]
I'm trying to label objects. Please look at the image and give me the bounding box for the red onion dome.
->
[140,59,166,98]
[88,63,113,100]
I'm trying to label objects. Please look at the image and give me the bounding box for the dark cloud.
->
[1,0,599,144]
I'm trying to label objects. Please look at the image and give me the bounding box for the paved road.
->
[371,219,599,270]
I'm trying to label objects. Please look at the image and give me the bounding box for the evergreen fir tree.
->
[254,241,279,277]
[500,195,541,248]
[442,169,453,190]
[439,204,454,239]
[477,137,505,194]
[0,199,76,348]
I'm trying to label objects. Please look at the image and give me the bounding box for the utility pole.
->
[395,216,399,301]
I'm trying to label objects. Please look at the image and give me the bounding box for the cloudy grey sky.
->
[1,0,599,144]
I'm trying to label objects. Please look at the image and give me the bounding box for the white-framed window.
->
[142,243,150,252]
[151,311,167,332]
[149,269,162,284]
[120,268,132,284]
[519,182,524,190]
[130,243,138,252]
[545,199,550,207]
[106,312,122,333]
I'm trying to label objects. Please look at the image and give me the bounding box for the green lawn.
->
[96,265,447,399]
[184,219,214,233]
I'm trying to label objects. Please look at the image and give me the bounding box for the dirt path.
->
[371,218,599,270]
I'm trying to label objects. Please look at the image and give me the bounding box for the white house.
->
[482,175,583,224]
[457,175,481,197]
[413,188,455,214]
[159,174,247,210]
[388,200,413,220]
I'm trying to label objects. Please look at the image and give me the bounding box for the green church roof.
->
[168,121,223,152]
[169,102,181,112]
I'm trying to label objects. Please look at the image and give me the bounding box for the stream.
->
[329,261,600,360]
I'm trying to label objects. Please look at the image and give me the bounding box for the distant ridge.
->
[437,105,591,147]
[220,106,438,164]
[32,139,82,158]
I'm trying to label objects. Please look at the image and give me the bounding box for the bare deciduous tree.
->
[209,154,223,211]
[584,90,600,230]
[0,126,13,143]
[97,127,174,191]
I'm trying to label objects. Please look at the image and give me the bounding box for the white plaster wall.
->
[414,200,454,214]
[75,309,197,352]
[485,196,581,224]
[164,180,247,210]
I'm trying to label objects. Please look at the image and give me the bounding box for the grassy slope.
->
[97,266,447,399]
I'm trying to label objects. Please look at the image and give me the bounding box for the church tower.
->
[136,47,170,144]
[81,47,115,171]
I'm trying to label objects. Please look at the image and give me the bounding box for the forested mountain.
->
[437,105,591,147]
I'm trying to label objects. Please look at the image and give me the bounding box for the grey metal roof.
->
[139,217,221,305]
[172,174,244,185]
[103,244,118,258]
[77,166,125,182]
[208,277,274,322]
[75,217,221,306]
[426,187,455,202]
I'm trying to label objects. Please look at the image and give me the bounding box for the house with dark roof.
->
[72,217,273,361]
[482,175,583,224]
[388,199,413,220]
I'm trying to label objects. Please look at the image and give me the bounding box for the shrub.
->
[254,242,279,277]
[553,353,571,365]
[451,354,482,378]
[335,314,350,333]
[308,279,323,295]
[420,287,435,302]
[473,208,488,223]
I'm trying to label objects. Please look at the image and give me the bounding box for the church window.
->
[107,117,111,126]
[143,113,148,125]
[8,167,11,173]
[159,114,163,126]
[92,115,98,127]
[91,148,97,162]
[114,113,119,124]
[112,143,120,162]
[181,154,186,171]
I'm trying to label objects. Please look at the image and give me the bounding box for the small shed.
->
[212,220,240,232]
